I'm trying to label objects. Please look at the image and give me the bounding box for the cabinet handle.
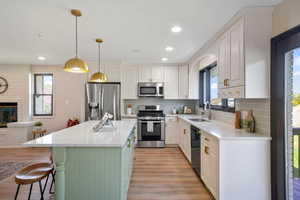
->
[223,79,226,87]
[184,129,186,135]
[204,146,209,155]
[204,137,210,142]
[224,79,230,87]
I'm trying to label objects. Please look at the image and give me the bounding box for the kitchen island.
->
[24,119,137,200]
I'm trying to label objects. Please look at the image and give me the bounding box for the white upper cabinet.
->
[178,65,189,99]
[138,65,164,82]
[188,64,199,99]
[103,64,121,82]
[228,19,244,88]
[218,34,230,89]
[217,7,272,98]
[218,18,244,90]
[164,66,179,99]
[121,65,139,99]
[152,65,165,82]
[138,66,152,82]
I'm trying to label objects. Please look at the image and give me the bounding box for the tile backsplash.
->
[197,99,270,136]
[123,99,198,115]
[236,99,270,136]
[125,98,270,136]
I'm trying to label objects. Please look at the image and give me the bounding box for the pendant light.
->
[64,9,89,73]
[89,39,108,82]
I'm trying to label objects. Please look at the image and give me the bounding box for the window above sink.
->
[199,62,235,113]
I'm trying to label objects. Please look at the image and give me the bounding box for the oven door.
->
[138,120,165,141]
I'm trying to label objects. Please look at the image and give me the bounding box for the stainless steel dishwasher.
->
[191,125,201,177]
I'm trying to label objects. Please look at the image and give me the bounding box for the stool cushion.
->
[15,162,53,185]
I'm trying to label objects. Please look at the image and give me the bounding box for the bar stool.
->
[14,162,54,200]
[32,129,47,139]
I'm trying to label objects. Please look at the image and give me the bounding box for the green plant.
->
[293,93,300,107]
[34,121,43,127]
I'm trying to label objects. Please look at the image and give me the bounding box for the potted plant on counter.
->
[33,121,43,131]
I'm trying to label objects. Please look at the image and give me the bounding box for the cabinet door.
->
[188,64,199,99]
[201,132,219,199]
[178,65,189,99]
[210,151,218,198]
[178,120,185,151]
[121,65,139,99]
[165,117,178,145]
[229,19,244,87]
[218,33,230,89]
[185,126,191,162]
[164,66,179,99]
[201,138,209,184]
[138,66,152,82]
[104,64,121,82]
[179,121,191,162]
[152,65,164,82]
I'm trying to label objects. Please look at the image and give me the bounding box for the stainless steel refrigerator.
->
[85,82,121,121]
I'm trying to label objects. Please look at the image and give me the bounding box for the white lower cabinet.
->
[165,117,179,145]
[178,119,191,163]
[176,118,270,200]
[201,131,219,199]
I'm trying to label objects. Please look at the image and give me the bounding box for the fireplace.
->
[0,103,17,128]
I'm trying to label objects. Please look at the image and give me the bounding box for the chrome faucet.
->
[204,101,212,120]
[93,112,114,132]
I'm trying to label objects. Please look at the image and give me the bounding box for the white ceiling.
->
[0,0,281,65]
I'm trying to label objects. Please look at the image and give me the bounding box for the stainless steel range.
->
[137,105,165,148]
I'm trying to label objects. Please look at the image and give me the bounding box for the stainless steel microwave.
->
[138,82,164,97]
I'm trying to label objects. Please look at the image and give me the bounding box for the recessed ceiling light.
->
[165,46,174,52]
[171,26,182,33]
[161,57,168,62]
[37,56,46,61]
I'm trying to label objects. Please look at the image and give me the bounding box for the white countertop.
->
[178,115,271,141]
[122,114,195,118]
[23,119,137,147]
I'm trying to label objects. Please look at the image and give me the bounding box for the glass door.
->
[288,48,300,199]
[271,25,300,200]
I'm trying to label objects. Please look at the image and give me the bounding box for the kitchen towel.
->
[147,121,154,132]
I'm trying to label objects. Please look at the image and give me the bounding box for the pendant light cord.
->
[98,42,101,72]
[75,16,78,57]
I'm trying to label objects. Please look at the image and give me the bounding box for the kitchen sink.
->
[188,118,208,122]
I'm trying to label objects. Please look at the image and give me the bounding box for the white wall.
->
[272,0,300,37]
[31,65,86,133]
[0,64,31,121]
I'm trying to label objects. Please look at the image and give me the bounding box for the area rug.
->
[0,161,31,182]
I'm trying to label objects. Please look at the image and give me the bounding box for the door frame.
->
[271,24,300,200]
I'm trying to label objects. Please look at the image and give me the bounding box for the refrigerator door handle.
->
[101,86,104,118]
[113,86,116,120]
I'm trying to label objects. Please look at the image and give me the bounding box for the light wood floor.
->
[0,147,212,200]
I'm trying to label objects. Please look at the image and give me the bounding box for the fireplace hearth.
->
[0,103,17,128]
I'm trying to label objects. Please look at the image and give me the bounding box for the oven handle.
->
[138,121,164,124]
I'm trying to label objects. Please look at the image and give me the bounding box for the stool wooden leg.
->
[28,184,33,200]
[14,184,20,200]
[39,181,44,200]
